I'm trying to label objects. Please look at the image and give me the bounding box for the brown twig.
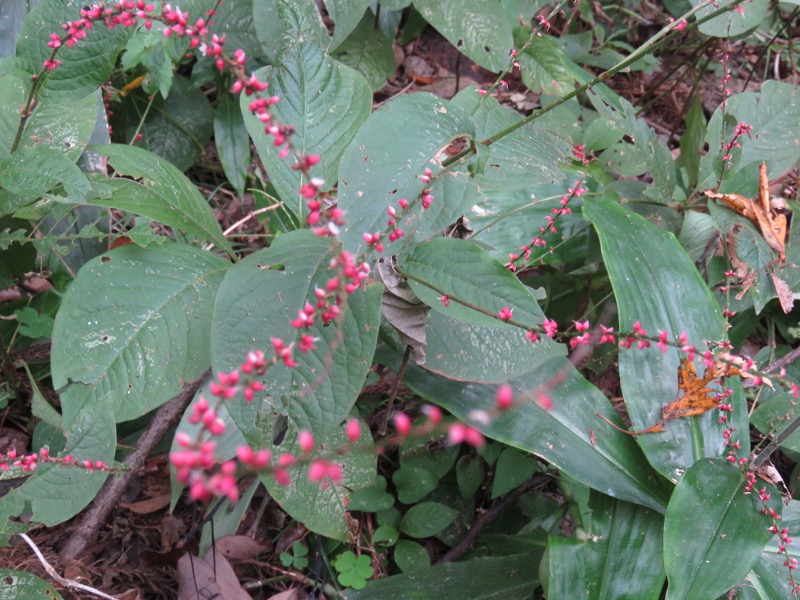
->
[437,473,550,563]
[58,369,210,564]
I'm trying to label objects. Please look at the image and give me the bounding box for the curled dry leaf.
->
[704,162,789,260]
[374,256,429,365]
[598,358,736,435]
[215,534,270,561]
[177,547,252,600]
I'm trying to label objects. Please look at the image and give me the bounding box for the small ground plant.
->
[1,0,800,598]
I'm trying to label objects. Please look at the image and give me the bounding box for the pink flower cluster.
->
[0,447,108,475]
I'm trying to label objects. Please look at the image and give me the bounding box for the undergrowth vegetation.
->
[1,0,800,597]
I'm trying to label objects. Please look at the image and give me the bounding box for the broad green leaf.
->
[348,477,395,512]
[546,492,665,600]
[399,237,562,383]
[413,0,513,72]
[588,92,676,203]
[338,93,475,254]
[243,42,371,213]
[699,81,800,191]
[261,415,376,540]
[51,243,229,422]
[456,455,485,500]
[214,93,251,198]
[385,349,669,513]
[17,92,98,162]
[677,97,705,188]
[515,33,575,96]
[211,231,382,442]
[742,553,796,599]
[0,387,114,530]
[584,199,747,483]
[692,0,768,38]
[344,552,540,599]
[207,0,262,60]
[399,502,458,538]
[15,0,132,102]
[0,146,90,214]
[492,448,538,498]
[393,466,438,504]
[0,75,29,161]
[331,12,396,91]
[116,77,213,172]
[0,570,63,599]
[326,0,372,49]
[466,185,592,267]
[751,391,800,453]
[394,540,431,573]
[664,459,780,599]
[404,237,545,328]
[88,144,233,255]
[450,90,569,191]
[252,0,328,63]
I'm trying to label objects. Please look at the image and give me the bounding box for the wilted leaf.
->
[374,256,429,365]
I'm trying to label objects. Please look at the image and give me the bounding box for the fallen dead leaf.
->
[177,548,251,600]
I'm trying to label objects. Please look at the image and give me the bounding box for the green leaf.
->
[338,92,476,255]
[393,466,438,504]
[261,416,376,540]
[16,89,98,163]
[384,350,669,513]
[15,0,132,102]
[404,237,544,328]
[348,476,396,512]
[373,525,399,546]
[326,0,372,49]
[751,391,800,453]
[51,243,229,422]
[331,12,396,91]
[692,0,767,38]
[211,231,382,442]
[116,77,213,172]
[0,570,63,599]
[88,144,233,255]
[699,81,800,191]
[242,42,371,213]
[456,455,485,500]
[399,502,458,538]
[515,34,575,95]
[0,387,114,530]
[214,93,251,198]
[677,97,705,188]
[252,0,328,65]
[584,199,746,483]
[413,0,513,72]
[0,146,90,213]
[744,553,797,598]
[0,75,28,161]
[207,0,262,60]
[397,237,563,382]
[492,448,538,499]
[546,492,665,600]
[394,540,431,573]
[344,552,540,599]
[450,90,569,191]
[664,459,779,599]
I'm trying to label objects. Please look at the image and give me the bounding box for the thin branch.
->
[18,533,117,600]
[437,473,550,563]
[58,369,210,564]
